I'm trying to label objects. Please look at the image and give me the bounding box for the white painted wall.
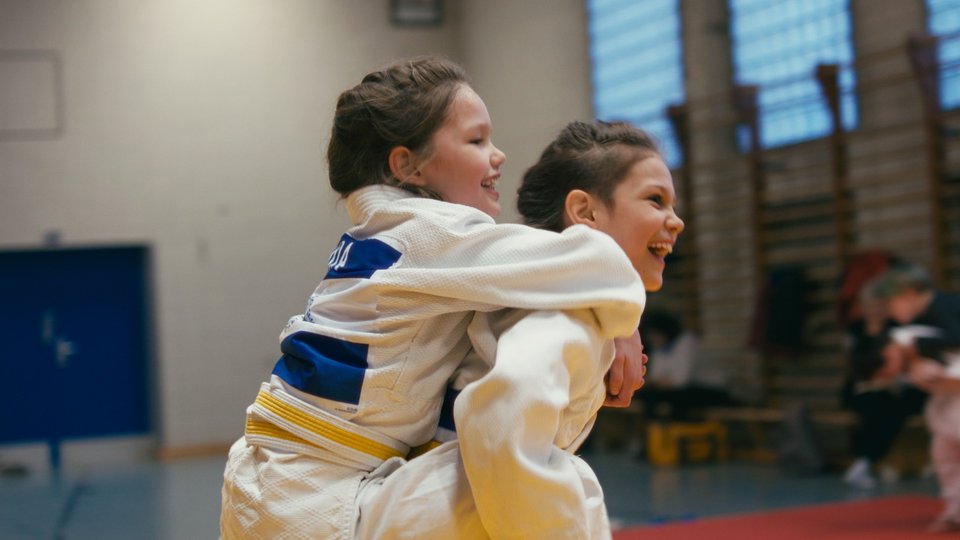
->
[0,0,593,451]
[458,0,594,224]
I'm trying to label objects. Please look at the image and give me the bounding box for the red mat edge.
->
[612,494,942,540]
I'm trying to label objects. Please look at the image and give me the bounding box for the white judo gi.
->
[220,185,644,539]
[355,307,624,539]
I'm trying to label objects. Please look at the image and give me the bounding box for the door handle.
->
[55,337,76,367]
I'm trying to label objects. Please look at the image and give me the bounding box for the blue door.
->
[0,247,151,468]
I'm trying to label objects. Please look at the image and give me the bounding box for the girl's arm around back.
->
[454,308,614,540]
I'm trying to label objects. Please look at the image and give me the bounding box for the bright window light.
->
[928,0,960,109]
[729,0,857,148]
[588,0,684,167]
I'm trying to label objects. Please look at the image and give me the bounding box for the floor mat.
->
[613,495,943,540]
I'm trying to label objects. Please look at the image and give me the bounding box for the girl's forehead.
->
[443,86,490,128]
[450,85,483,111]
[622,157,674,188]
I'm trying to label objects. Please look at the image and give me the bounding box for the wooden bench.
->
[704,406,927,468]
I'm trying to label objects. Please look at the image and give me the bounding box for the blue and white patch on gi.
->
[273,331,369,405]
[324,234,402,280]
[272,235,401,403]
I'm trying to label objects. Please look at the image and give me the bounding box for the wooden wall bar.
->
[652,33,958,410]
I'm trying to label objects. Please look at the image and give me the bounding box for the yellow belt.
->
[244,384,409,469]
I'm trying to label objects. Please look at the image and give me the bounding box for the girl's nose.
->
[491,144,506,167]
[668,210,685,234]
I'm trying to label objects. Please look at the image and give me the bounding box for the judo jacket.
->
[221,184,644,539]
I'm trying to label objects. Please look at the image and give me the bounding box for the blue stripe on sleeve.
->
[272,331,369,405]
[325,234,402,280]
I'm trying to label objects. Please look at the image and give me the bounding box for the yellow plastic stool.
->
[646,420,729,467]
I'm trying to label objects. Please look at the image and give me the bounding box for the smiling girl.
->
[353,120,684,539]
[220,59,647,539]
[456,120,682,536]
[518,120,683,290]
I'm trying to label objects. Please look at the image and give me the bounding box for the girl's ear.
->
[564,189,600,229]
[388,146,426,186]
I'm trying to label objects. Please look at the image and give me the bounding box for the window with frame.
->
[587,0,684,167]
[729,0,857,148]
[928,0,960,109]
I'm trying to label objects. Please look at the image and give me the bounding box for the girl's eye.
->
[470,138,483,145]
[648,194,665,206]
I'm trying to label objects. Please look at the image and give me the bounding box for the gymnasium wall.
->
[2,0,947,455]
[0,0,593,452]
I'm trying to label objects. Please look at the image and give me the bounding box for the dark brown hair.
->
[327,56,470,196]
[517,120,662,232]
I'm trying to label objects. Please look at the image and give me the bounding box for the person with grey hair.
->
[875,262,960,532]
[840,278,927,489]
